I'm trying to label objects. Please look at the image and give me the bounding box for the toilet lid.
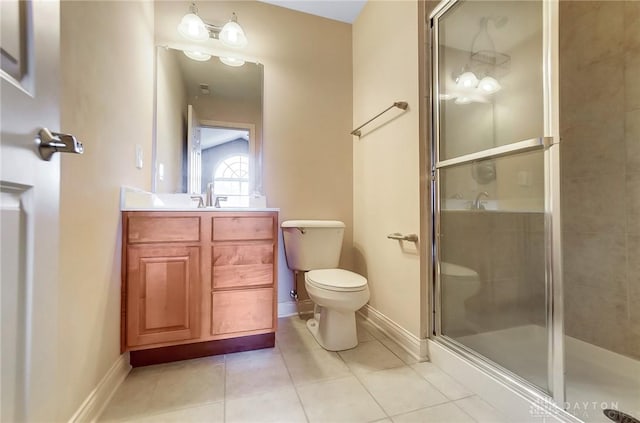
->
[440,262,478,278]
[306,269,367,292]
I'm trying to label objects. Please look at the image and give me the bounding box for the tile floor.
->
[99,316,509,423]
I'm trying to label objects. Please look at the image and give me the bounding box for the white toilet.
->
[440,262,481,333]
[281,220,369,351]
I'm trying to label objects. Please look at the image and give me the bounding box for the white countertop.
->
[121,207,280,212]
[120,186,276,212]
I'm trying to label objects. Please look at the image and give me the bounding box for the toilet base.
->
[306,305,358,351]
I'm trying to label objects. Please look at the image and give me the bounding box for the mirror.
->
[153,46,263,206]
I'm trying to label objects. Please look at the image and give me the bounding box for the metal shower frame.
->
[428,0,568,415]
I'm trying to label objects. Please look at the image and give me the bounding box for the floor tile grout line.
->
[350,367,395,420]
[350,363,462,421]
[222,354,227,423]
[384,399,468,422]
[451,397,485,423]
[280,347,312,423]
[406,362,468,403]
[357,319,418,366]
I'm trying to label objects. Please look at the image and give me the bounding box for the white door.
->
[187,104,202,194]
[1,1,64,420]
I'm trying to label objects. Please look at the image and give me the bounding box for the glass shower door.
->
[432,0,561,398]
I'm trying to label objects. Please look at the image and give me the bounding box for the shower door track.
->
[428,0,567,416]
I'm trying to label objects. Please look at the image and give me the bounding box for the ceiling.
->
[201,127,249,150]
[259,0,367,24]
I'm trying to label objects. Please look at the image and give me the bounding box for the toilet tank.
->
[281,220,345,271]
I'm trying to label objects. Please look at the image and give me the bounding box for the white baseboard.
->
[358,304,428,361]
[278,300,298,317]
[68,352,131,423]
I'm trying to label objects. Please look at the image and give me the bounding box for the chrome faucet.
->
[206,182,215,207]
[472,191,489,210]
[190,195,204,208]
[214,196,228,208]
[206,182,228,208]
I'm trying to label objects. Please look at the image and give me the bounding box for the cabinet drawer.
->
[212,216,273,241]
[211,288,274,335]
[212,243,274,289]
[128,216,200,243]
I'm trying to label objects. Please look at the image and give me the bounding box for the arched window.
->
[213,155,249,206]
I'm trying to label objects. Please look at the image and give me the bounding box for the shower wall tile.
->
[561,121,625,179]
[624,1,640,51]
[561,172,627,233]
[565,287,630,356]
[625,51,640,111]
[625,110,640,173]
[560,56,625,127]
[560,1,605,22]
[525,213,544,234]
[559,2,624,67]
[561,0,639,361]
[627,234,640,357]
[488,233,523,280]
[562,231,628,297]
[627,172,640,234]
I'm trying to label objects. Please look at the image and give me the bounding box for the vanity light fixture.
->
[477,76,501,94]
[220,56,245,67]
[177,8,209,41]
[184,50,212,61]
[178,2,248,49]
[456,71,479,89]
[219,13,248,48]
[444,16,509,104]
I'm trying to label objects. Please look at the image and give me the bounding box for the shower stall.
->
[429,1,639,422]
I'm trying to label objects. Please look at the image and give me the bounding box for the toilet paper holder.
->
[387,233,419,242]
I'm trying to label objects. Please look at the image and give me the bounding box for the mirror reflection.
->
[153,46,263,206]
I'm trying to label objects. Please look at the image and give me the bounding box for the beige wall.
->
[155,1,353,303]
[353,1,422,337]
[156,47,187,193]
[58,1,154,420]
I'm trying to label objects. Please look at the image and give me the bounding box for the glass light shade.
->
[220,56,245,67]
[219,20,248,48]
[456,71,479,88]
[184,50,212,61]
[455,96,473,105]
[439,93,456,101]
[177,13,209,41]
[478,76,502,94]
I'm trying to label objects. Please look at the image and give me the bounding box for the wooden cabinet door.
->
[127,246,200,347]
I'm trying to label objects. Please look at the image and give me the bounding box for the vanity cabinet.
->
[121,210,278,363]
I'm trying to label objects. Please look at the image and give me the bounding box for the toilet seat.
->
[306,269,367,292]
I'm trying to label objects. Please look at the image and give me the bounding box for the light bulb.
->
[478,76,501,94]
[177,13,209,41]
[219,14,247,48]
[456,72,479,89]
[184,50,212,61]
[220,56,245,67]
